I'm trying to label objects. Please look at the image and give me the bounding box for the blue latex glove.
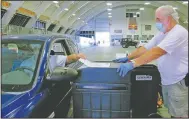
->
[117,62,134,77]
[112,57,129,63]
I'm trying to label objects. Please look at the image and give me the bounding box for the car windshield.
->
[1,40,44,92]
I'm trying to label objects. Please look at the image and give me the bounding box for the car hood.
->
[2,93,23,107]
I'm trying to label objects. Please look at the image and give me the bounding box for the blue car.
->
[1,35,82,118]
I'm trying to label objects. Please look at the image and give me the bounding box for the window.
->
[33,20,46,29]
[57,27,64,33]
[126,13,129,18]
[70,30,75,35]
[134,35,139,40]
[79,30,95,38]
[130,13,133,18]
[47,24,56,31]
[66,40,78,54]
[9,13,31,27]
[2,40,44,92]
[145,25,151,31]
[65,28,70,34]
[1,9,7,19]
[126,13,140,18]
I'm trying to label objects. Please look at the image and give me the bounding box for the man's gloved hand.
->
[117,62,134,77]
[113,57,129,63]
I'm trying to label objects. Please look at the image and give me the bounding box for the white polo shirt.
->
[144,24,188,85]
[49,55,67,72]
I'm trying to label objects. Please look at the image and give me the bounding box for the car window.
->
[52,42,67,55]
[2,40,44,92]
[66,39,78,54]
[66,39,81,69]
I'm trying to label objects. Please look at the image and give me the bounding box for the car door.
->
[39,38,72,118]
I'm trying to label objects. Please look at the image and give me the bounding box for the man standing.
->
[113,5,188,118]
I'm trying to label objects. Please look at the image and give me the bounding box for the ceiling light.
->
[53,1,59,3]
[136,12,140,14]
[106,3,112,6]
[140,8,144,10]
[173,7,178,10]
[82,21,85,23]
[108,16,112,18]
[64,8,69,11]
[107,8,112,11]
[182,1,188,4]
[108,13,112,15]
[72,14,76,16]
[78,18,80,20]
[133,15,137,18]
[144,2,150,5]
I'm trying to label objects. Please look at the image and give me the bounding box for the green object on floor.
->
[157,105,171,118]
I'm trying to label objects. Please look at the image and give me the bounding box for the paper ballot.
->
[116,53,127,59]
[79,59,110,67]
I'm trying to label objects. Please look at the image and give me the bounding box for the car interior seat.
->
[2,48,18,74]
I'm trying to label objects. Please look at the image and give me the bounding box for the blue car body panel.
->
[1,35,71,118]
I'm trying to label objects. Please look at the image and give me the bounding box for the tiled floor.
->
[67,45,171,118]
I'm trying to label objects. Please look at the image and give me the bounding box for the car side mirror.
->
[47,67,78,81]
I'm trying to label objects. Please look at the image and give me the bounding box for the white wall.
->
[81,6,159,40]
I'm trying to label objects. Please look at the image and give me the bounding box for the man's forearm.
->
[127,46,147,60]
[133,47,166,67]
[66,54,79,64]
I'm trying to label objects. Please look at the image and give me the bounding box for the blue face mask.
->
[156,22,166,33]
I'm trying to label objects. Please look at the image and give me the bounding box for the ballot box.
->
[71,61,161,118]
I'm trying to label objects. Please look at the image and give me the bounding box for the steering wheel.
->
[15,66,34,72]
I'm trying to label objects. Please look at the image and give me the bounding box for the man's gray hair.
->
[156,5,179,23]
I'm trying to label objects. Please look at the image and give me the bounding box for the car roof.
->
[2,34,69,42]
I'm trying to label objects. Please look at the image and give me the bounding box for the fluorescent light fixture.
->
[53,1,59,3]
[106,3,112,6]
[133,15,137,17]
[144,2,150,5]
[72,14,76,16]
[140,8,144,10]
[64,8,69,11]
[182,1,188,4]
[108,16,112,18]
[82,21,85,23]
[173,7,178,10]
[78,18,80,20]
[136,12,140,14]
[108,13,112,15]
[107,8,112,11]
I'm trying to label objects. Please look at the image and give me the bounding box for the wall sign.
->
[145,25,151,31]
[114,30,122,33]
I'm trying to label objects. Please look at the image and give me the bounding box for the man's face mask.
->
[156,16,170,33]
[156,22,166,33]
